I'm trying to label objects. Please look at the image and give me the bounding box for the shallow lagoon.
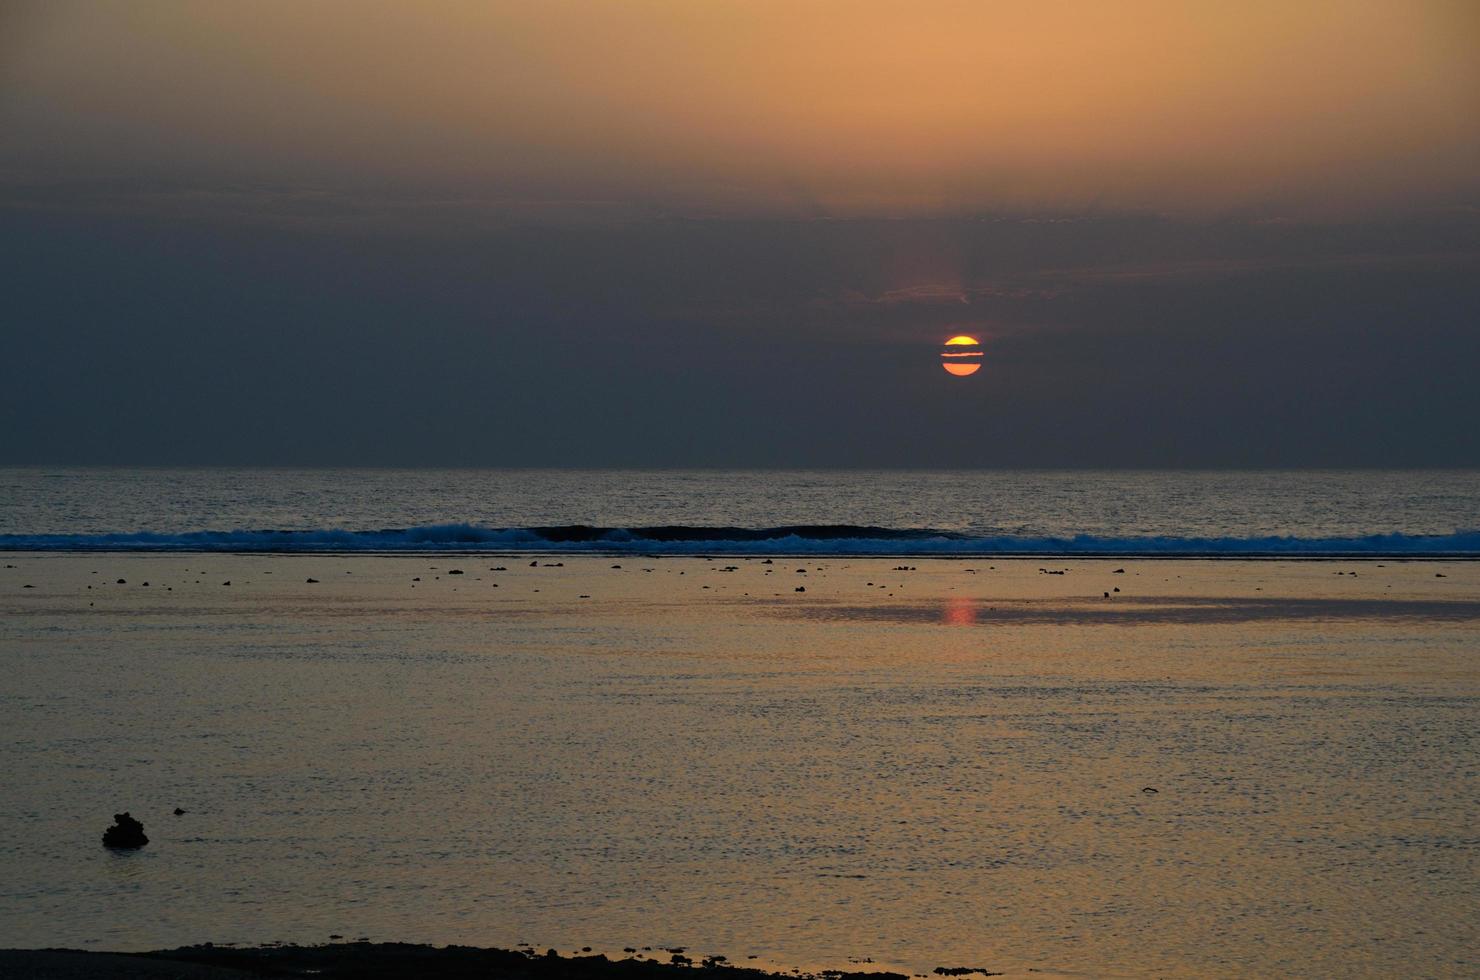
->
[2,555,1475,976]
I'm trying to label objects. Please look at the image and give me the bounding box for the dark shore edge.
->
[3,549,1476,559]
[0,943,936,980]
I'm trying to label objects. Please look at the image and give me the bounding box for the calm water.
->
[2,552,1477,976]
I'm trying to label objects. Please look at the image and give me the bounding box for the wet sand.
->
[2,555,1476,976]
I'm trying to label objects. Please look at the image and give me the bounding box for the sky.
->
[2,0,1478,467]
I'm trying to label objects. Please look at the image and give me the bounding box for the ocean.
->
[3,468,1478,554]
[2,468,1476,976]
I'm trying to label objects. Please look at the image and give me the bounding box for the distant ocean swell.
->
[2,525,1478,556]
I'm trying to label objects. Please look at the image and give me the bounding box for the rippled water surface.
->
[4,467,1478,538]
[2,554,1475,976]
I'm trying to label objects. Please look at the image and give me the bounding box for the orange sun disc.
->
[940,335,983,376]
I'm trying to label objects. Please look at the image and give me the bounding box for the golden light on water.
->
[942,596,977,626]
[941,335,983,377]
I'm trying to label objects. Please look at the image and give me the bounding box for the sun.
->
[940,335,983,376]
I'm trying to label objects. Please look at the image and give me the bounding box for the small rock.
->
[795,586,806,592]
[306,578,319,583]
[117,579,127,584]
[102,812,148,848]
[1141,786,1159,794]
[448,569,464,575]
[173,807,186,815]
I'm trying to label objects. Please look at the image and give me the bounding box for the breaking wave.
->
[2,524,1478,556]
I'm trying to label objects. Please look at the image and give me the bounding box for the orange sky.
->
[4,0,1478,215]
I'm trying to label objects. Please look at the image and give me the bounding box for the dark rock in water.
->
[412,577,420,582]
[795,586,806,592]
[1113,568,1125,574]
[1113,587,1120,592]
[611,565,622,569]
[1436,573,1447,578]
[1104,592,1110,598]
[530,561,539,567]
[173,807,186,815]
[448,569,464,575]
[22,584,34,588]
[222,581,231,586]
[306,578,319,583]
[102,812,148,848]
[933,968,1003,977]
[117,578,127,584]
[1141,786,1159,794]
